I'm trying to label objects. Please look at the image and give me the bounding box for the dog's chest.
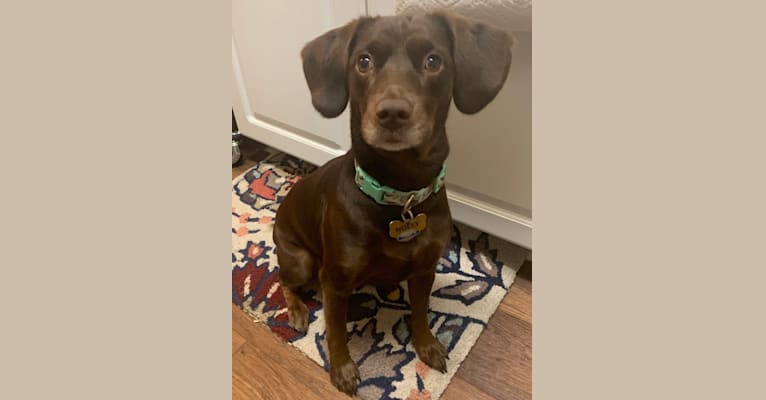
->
[360,234,441,285]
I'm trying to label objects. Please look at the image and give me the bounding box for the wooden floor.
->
[232,136,532,399]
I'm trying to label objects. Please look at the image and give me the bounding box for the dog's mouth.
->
[362,125,423,151]
[381,129,406,143]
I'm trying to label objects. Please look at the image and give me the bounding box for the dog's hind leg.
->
[275,239,315,333]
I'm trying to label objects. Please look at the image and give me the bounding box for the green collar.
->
[354,160,447,206]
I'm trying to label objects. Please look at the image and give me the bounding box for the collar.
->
[354,159,447,207]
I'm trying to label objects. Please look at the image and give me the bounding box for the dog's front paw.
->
[330,359,361,397]
[287,301,309,333]
[414,336,449,373]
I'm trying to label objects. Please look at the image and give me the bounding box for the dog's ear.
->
[301,19,366,118]
[432,11,513,114]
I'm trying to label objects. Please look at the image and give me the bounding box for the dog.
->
[273,10,513,396]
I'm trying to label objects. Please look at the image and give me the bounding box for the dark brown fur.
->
[274,11,512,396]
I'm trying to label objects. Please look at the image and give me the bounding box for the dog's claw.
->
[330,359,360,397]
[414,337,449,373]
[287,302,309,333]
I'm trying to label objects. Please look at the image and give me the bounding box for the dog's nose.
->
[375,98,412,130]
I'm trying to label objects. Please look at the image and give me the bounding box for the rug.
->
[232,148,530,400]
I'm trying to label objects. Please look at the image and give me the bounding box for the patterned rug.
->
[232,148,530,400]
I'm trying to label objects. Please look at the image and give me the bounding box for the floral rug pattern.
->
[232,148,530,400]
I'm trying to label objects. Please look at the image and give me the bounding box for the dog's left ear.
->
[432,11,514,114]
[301,18,367,118]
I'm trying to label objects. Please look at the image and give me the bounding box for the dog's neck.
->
[349,104,450,192]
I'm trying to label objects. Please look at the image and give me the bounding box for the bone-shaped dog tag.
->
[389,213,427,242]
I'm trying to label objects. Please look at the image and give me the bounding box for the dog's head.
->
[301,11,513,152]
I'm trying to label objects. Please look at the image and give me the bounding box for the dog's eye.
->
[357,54,373,73]
[424,54,443,72]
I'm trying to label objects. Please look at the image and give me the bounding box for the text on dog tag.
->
[389,213,427,242]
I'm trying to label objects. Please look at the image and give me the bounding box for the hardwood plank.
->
[455,311,532,400]
[232,341,310,400]
[232,306,347,400]
[233,341,339,400]
[232,329,246,354]
[442,376,496,400]
[500,260,532,324]
[231,304,269,344]
[500,278,531,324]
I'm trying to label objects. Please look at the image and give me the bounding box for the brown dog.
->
[273,10,512,396]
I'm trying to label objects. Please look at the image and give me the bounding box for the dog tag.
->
[389,213,427,242]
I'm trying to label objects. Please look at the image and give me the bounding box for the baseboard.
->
[446,189,532,249]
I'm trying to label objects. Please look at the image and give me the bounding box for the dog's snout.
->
[375,98,412,130]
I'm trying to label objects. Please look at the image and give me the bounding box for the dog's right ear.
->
[301,19,366,118]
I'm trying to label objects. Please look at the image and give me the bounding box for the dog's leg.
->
[408,272,449,373]
[276,242,314,333]
[322,287,360,396]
